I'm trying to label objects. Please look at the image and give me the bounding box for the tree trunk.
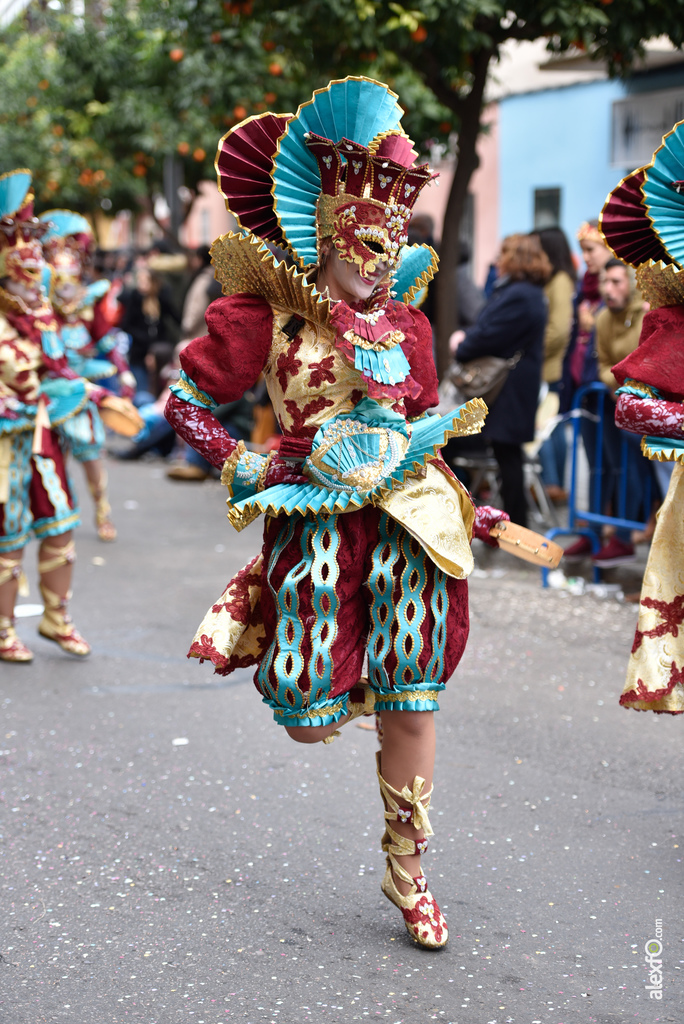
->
[434,50,493,380]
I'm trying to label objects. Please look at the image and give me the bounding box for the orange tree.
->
[0,0,284,235]
[252,0,684,373]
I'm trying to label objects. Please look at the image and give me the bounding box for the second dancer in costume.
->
[166,78,507,947]
[0,170,91,661]
[41,211,136,541]
[600,117,684,714]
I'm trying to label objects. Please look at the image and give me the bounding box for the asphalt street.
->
[1,459,682,1024]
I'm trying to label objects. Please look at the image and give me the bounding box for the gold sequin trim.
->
[272,698,348,720]
[177,376,214,407]
[342,327,405,353]
[220,442,246,493]
[636,260,684,310]
[378,689,442,703]
[622,378,661,400]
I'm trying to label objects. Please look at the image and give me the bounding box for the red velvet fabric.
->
[179,294,274,405]
[234,506,469,696]
[91,298,117,343]
[612,306,684,399]
[28,430,76,521]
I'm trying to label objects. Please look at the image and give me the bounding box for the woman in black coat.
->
[450,234,550,527]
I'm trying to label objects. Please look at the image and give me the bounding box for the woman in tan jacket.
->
[535,228,576,502]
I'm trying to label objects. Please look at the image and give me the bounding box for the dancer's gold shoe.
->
[0,616,33,662]
[376,752,448,949]
[37,541,91,657]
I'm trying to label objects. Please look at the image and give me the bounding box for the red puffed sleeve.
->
[179,293,273,404]
[613,306,684,398]
[403,305,439,417]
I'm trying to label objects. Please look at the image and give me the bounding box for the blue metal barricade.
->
[542,382,653,585]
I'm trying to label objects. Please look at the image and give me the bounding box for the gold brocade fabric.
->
[378,462,474,579]
[266,309,365,433]
[621,463,684,713]
[190,553,266,670]
[636,260,684,311]
[0,316,43,411]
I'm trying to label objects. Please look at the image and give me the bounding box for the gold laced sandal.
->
[376,752,448,949]
[322,679,376,744]
[37,541,91,657]
[88,469,117,542]
[0,554,32,663]
[0,615,33,662]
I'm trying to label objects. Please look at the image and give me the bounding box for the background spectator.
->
[448,233,551,527]
[534,226,577,503]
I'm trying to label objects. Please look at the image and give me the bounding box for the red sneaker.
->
[592,536,636,567]
[563,536,593,560]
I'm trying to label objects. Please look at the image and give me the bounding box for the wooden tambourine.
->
[98,395,145,438]
[488,520,563,568]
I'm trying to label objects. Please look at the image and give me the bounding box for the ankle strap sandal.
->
[0,615,33,663]
[37,542,91,657]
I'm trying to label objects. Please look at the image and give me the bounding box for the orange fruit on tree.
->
[264,91,277,104]
[193,148,206,162]
[262,40,276,51]
[411,26,427,42]
[170,48,184,62]
[177,141,190,155]
[133,164,147,177]
[268,62,283,76]
[233,105,247,120]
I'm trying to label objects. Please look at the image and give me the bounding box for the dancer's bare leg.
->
[0,548,32,661]
[82,458,116,541]
[37,532,91,656]
[0,548,22,618]
[378,710,434,893]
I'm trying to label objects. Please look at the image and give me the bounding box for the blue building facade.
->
[498,64,684,256]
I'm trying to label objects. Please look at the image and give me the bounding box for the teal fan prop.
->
[0,170,32,218]
[392,243,439,304]
[272,77,404,266]
[39,210,92,242]
[643,119,684,268]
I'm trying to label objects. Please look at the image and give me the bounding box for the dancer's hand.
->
[472,505,510,547]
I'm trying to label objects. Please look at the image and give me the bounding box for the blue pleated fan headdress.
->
[215,77,439,302]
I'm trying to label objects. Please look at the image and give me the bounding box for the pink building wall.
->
[181,179,235,248]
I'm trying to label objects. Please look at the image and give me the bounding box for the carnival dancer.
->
[165,78,508,948]
[600,118,684,713]
[40,211,136,541]
[0,170,91,661]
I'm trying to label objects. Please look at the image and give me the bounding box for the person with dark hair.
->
[591,257,651,566]
[118,265,180,398]
[455,238,485,329]
[449,233,551,526]
[533,226,577,502]
[166,247,228,480]
[561,221,614,561]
